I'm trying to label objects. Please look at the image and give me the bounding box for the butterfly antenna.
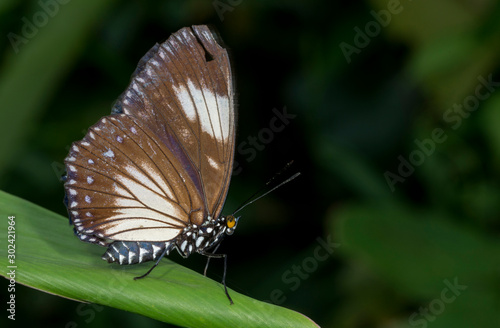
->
[232,161,300,216]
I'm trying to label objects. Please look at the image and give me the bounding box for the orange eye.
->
[226,215,235,228]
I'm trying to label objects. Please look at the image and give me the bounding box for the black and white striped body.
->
[102,216,228,265]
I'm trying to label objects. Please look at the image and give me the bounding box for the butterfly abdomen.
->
[102,241,174,265]
[101,218,226,264]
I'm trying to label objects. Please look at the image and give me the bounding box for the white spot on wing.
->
[85,195,91,203]
[172,81,197,122]
[171,79,230,142]
[158,47,167,60]
[103,149,115,158]
[207,156,219,169]
[145,66,156,81]
[87,176,94,184]
[132,82,141,95]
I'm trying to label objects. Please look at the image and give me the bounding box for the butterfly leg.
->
[134,248,168,280]
[200,250,233,305]
[203,243,221,276]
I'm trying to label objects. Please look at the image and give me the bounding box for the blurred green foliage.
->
[1,0,500,327]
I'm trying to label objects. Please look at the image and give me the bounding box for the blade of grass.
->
[0,190,319,328]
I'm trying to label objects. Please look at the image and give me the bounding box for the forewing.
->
[113,25,236,224]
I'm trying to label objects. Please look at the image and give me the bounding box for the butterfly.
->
[63,25,238,304]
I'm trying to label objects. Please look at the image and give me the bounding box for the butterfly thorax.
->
[101,215,237,265]
[176,216,227,257]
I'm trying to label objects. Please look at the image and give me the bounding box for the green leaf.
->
[0,190,318,328]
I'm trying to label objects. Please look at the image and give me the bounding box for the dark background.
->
[1,0,500,327]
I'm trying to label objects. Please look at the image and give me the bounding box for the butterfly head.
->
[224,215,240,235]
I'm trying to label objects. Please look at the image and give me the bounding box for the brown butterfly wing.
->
[114,25,236,224]
[64,25,235,244]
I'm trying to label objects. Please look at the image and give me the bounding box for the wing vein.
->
[77,138,188,216]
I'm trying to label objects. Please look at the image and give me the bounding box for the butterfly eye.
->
[224,215,239,236]
[226,215,236,228]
